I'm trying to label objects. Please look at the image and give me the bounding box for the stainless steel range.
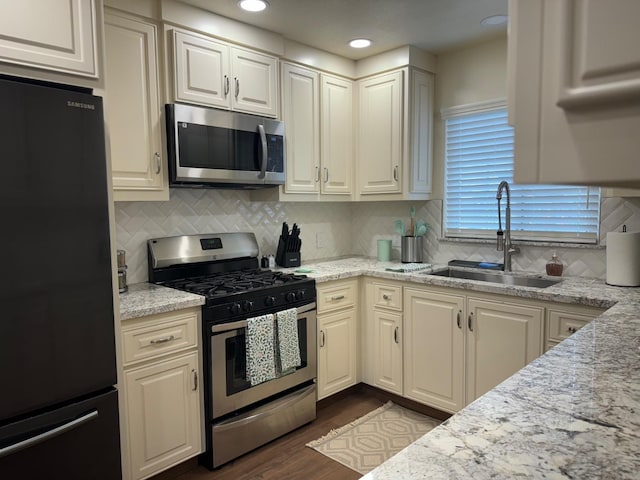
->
[147,233,317,469]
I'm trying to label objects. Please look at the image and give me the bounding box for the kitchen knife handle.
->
[257,124,267,179]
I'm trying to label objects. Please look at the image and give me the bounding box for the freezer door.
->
[0,77,116,421]
[0,389,121,479]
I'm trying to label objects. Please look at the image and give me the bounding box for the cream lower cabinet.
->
[465,297,543,403]
[120,308,202,480]
[368,281,404,395]
[545,304,605,351]
[316,279,359,399]
[104,10,168,201]
[403,288,465,413]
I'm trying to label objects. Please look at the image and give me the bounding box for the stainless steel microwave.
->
[166,104,285,188]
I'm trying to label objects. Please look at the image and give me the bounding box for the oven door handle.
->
[211,302,316,333]
[213,383,316,432]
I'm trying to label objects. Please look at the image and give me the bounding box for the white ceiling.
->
[178,0,509,59]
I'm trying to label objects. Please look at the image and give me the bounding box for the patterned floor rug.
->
[306,401,442,475]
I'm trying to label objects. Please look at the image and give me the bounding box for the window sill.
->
[439,237,604,250]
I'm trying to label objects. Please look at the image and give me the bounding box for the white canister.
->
[606,229,640,286]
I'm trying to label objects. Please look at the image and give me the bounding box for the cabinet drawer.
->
[122,310,198,366]
[547,310,592,342]
[317,280,357,314]
[372,283,402,311]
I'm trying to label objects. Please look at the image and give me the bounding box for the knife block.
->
[276,238,301,267]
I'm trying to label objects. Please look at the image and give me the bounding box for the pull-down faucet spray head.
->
[496,181,510,251]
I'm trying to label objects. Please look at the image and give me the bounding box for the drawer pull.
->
[150,335,175,345]
[382,294,391,301]
[330,295,345,301]
[567,326,578,334]
[394,326,399,344]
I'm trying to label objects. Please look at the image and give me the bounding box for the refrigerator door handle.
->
[0,410,98,459]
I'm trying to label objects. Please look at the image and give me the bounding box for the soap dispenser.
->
[546,253,563,276]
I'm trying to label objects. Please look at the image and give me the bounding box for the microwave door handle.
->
[257,124,267,180]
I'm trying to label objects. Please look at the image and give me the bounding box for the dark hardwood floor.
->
[156,388,384,480]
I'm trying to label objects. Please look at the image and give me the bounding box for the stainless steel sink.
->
[428,268,561,288]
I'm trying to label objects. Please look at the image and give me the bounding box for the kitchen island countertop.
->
[120,257,640,478]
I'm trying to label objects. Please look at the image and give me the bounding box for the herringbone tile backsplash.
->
[115,190,640,284]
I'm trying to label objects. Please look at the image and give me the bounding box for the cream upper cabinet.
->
[279,63,354,198]
[321,74,354,195]
[0,0,98,78]
[281,63,320,194]
[509,0,640,188]
[105,11,167,201]
[173,30,278,117]
[316,279,359,400]
[357,67,434,200]
[466,297,543,403]
[358,70,403,195]
[404,288,465,413]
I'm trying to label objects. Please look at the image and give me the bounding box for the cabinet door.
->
[466,298,543,403]
[230,46,278,117]
[282,63,320,194]
[408,69,434,195]
[321,74,354,195]
[105,12,165,195]
[173,30,230,109]
[317,309,357,399]
[372,309,403,395]
[404,288,465,413]
[0,0,97,77]
[358,71,403,194]
[125,352,201,480]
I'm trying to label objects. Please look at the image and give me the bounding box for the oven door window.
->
[225,318,308,396]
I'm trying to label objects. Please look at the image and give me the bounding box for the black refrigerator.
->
[0,76,121,479]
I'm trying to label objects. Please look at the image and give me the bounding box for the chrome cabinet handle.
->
[457,310,462,329]
[324,167,329,183]
[150,335,175,345]
[257,124,267,179]
[382,294,391,301]
[235,77,239,99]
[320,330,325,347]
[224,75,230,96]
[192,369,198,391]
[154,152,161,174]
[394,326,399,344]
[330,295,345,301]
[468,312,474,332]
[393,165,399,182]
[567,326,578,334]
[315,166,320,182]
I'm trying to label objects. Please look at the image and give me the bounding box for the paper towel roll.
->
[606,230,640,286]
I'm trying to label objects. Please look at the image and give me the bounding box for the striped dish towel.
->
[245,314,277,386]
[276,308,301,375]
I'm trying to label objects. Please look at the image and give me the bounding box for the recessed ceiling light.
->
[238,0,269,12]
[349,38,372,49]
[481,14,508,26]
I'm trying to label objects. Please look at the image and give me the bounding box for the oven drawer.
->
[121,309,199,366]
[317,280,357,314]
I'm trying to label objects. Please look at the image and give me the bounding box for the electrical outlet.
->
[316,232,325,248]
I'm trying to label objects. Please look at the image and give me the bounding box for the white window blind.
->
[443,102,600,244]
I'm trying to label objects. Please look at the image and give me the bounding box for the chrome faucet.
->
[496,181,520,272]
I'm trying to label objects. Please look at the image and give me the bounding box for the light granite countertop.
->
[119,282,205,321]
[119,257,640,478]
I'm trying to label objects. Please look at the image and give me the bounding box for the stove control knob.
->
[297,290,305,300]
[230,303,242,315]
[243,300,254,312]
[265,296,276,307]
[286,292,296,302]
